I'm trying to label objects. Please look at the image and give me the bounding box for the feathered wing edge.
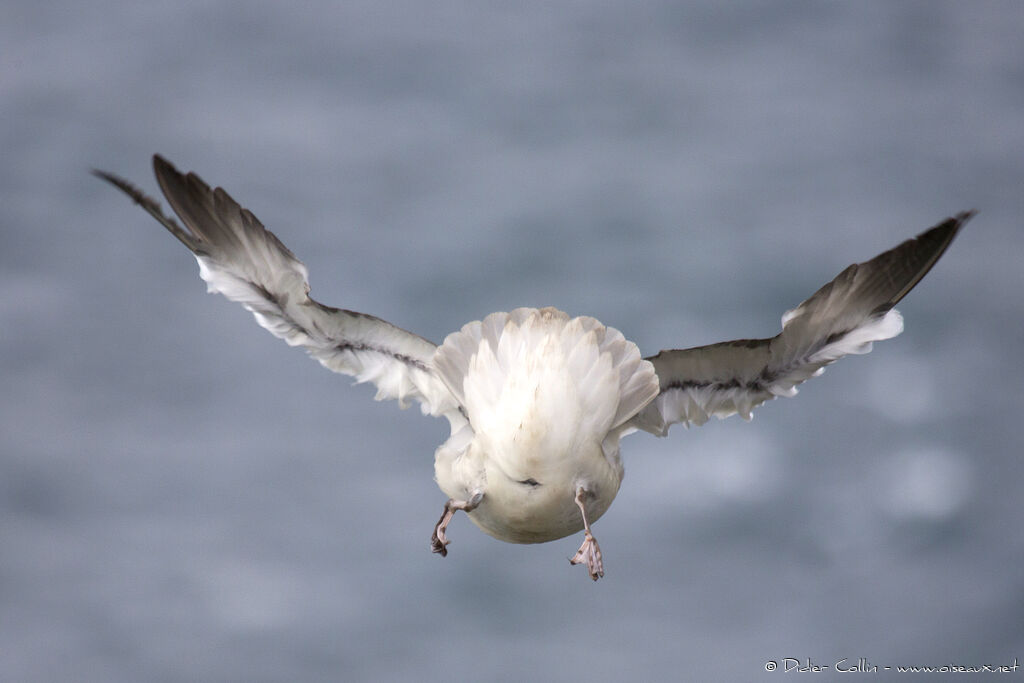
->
[631,211,975,436]
[94,155,461,425]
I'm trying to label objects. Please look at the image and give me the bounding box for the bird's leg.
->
[569,486,604,581]
[431,492,483,557]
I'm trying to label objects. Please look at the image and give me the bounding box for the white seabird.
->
[95,156,973,580]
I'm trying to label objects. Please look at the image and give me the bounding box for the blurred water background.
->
[2,1,1023,681]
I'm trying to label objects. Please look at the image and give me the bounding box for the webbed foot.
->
[568,486,605,581]
[570,530,604,580]
[430,492,482,557]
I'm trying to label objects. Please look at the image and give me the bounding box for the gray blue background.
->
[3,1,1023,681]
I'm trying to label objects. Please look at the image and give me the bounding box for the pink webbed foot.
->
[430,492,482,557]
[570,530,604,580]
[568,486,605,581]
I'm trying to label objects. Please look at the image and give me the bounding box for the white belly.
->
[431,307,659,544]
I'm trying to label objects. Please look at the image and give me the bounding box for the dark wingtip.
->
[932,209,976,242]
[91,167,132,194]
[919,209,976,257]
[91,167,162,213]
[90,167,125,186]
[151,154,181,188]
[152,153,173,174]
[881,210,975,308]
[93,157,198,250]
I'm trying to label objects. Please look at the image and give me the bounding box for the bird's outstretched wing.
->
[631,212,974,436]
[94,155,461,423]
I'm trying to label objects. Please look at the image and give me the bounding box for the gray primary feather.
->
[93,155,460,422]
[631,212,974,435]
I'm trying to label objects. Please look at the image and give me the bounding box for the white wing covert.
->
[95,155,460,423]
[631,212,973,436]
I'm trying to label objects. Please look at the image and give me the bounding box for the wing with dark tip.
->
[631,212,973,435]
[95,155,461,423]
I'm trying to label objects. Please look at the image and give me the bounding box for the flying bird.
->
[94,156,973,580]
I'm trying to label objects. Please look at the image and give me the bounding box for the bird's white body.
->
[432,307,658,543]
